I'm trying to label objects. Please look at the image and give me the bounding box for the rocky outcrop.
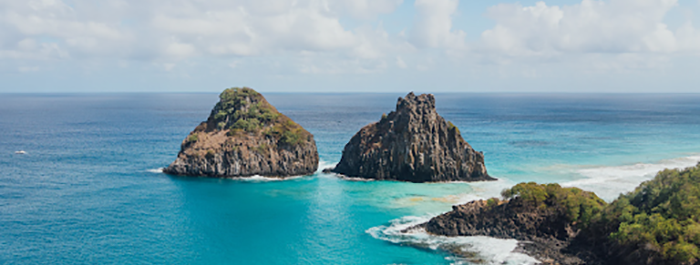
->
[330,92,494,183]
[164,87,319,178]
[423,199,592,265]
[419,183,611,265]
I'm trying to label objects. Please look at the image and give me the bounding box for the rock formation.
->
[417,168,700,265]
[330,92,494,182]
[423,200,591,265]
[164,87,319,178]
[419,183,609,265]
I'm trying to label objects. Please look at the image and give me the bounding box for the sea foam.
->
[367,215,539,265]
[232,174,308,182]
[316,160,337,173]
[146,168,164,173]
[562,155,700,201]
[147,167,310,182]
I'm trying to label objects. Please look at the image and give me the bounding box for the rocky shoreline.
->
[412,183,609,264]
[418,201,595,264]
[411,165,700,265]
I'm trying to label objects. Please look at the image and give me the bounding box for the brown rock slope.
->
[164,87,319,178]
[330,92,494,182]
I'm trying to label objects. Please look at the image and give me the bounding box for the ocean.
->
[1,93,699,264]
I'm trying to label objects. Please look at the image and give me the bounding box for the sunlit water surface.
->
[1,93,699,264]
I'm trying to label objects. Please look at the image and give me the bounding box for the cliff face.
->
[164,87,319,178]
[331,92,494,183]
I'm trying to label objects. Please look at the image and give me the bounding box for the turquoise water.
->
[1,93,700,264]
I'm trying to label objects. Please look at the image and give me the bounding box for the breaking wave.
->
[367,215,539,265]
[561,155,700,201]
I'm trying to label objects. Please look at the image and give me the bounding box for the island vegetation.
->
[209,87,310,145]
[588,163,700,264]
[451,164,700,264]
[497,182,607,228]
[163,86,319,178]
[423,163,700,264]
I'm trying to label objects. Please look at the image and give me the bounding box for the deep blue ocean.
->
[2,93,700,264]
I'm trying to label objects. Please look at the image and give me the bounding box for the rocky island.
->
[418,164,700,265]
[164,87,319,178]
[328,92,494,183]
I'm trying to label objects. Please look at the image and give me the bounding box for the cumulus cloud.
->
[1,0,699,78]
[479,0,700,56]
[0,0,131,60]
[0,0,403,67]
[329,0,404,20]
[410,0,466,49]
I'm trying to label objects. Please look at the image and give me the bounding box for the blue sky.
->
[1,0,700,93]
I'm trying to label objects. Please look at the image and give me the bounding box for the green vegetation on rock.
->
[210,87,310,146]
[500,182,607,226]
[490,164,700,264]
[593,163,700,264]
[447,121,460,134]
[187,133,199,143]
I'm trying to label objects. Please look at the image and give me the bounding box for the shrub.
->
[597,163,700,263]
[501,182,606,225]
[187,134,199,143]
[281,128,303,145]
[210,87,309,145]
[214,110,228,120]
[231,118,261,132]
[487,198,500,208]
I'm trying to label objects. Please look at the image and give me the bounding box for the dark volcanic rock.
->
[330,92,494,183]
[164,87,319,178]
[423,199,592,265]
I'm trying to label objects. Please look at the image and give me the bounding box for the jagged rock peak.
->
[163,87,319,178]
[330,92,494,183]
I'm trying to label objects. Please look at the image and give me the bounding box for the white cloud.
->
[329,0,404,20]
[1,0,700,83]
[0,0,409,73]
[479,0,700,56]
[410,0,466,49]
[0,0,131,61]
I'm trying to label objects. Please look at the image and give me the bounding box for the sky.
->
[1,0,700,93]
